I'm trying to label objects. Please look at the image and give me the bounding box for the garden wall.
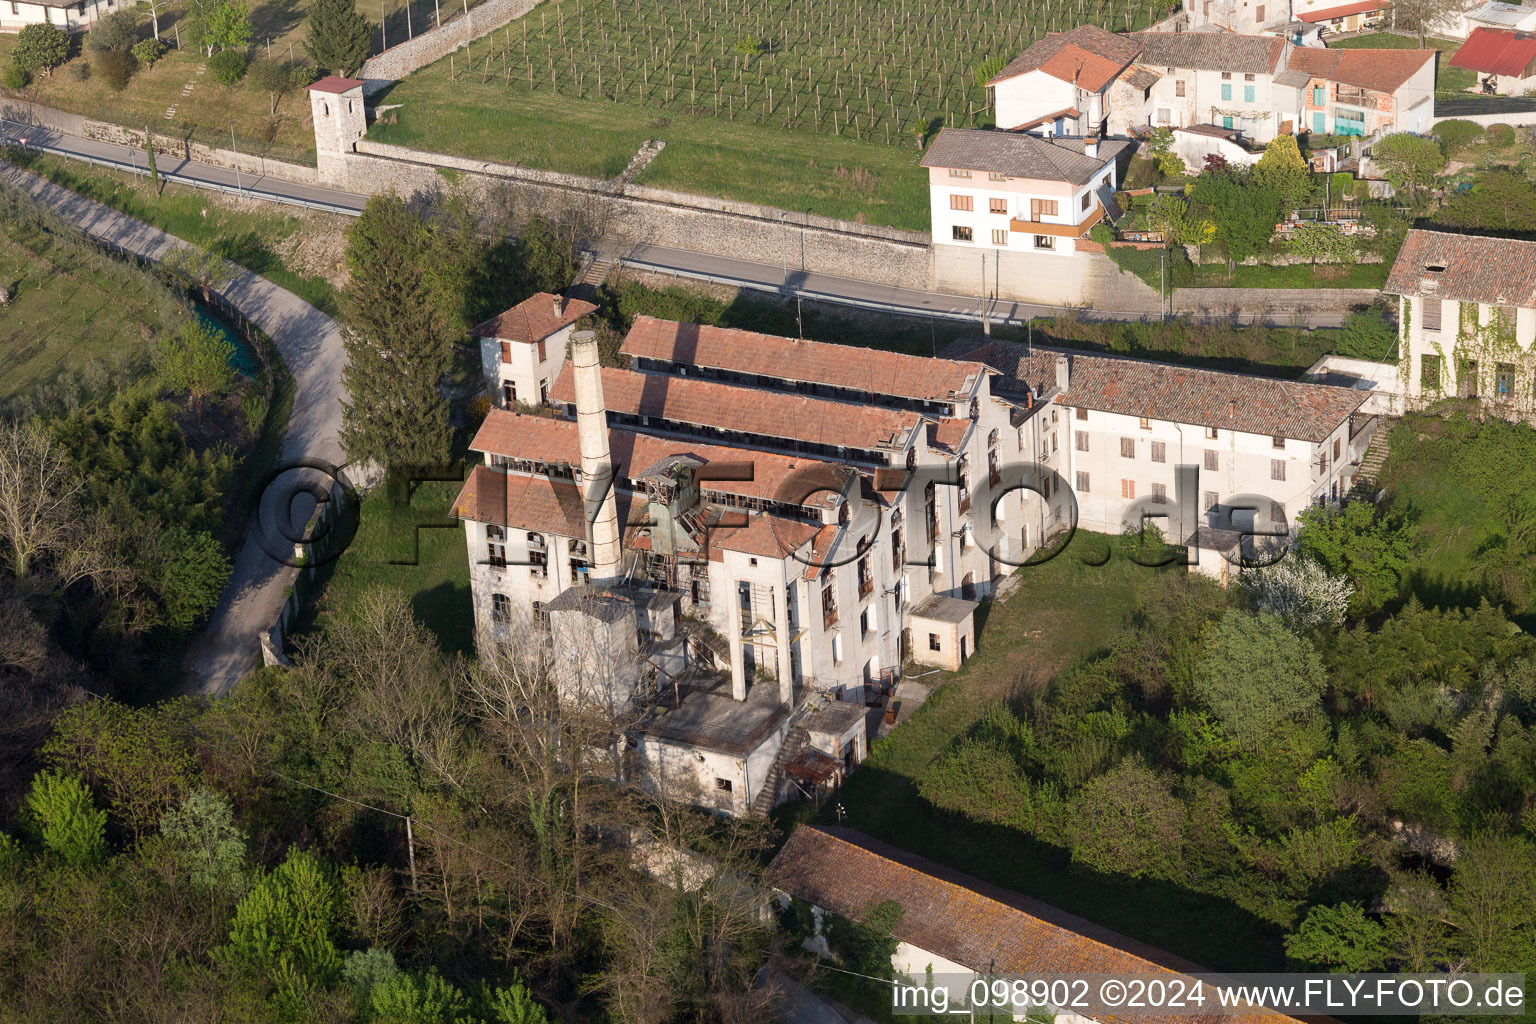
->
[358,0,544,95]
[340,140,938,291]
[0,98,319,182]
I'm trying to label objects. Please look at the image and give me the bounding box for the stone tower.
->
[308,76,367,187]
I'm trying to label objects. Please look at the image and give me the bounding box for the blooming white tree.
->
[1239,555,1353,630]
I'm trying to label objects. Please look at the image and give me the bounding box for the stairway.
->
[567,255,616,303]
[615,139,666,185]
[1350,422,1393,499]
[749,724,809,816]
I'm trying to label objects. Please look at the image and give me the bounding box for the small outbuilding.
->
[906,595,977,673]
[1451,27,1536,95]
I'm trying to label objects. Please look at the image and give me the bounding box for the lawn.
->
[0,197,186,403]
[299,479,476,658]
[5,147,343,314]
[817,531,1290,975]
[1328,33,1478,98]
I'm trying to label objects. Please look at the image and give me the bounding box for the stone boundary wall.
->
[358,0,542,95]
[1,98,319,182]
[1174,287,1378,315]
[343,141,937,290]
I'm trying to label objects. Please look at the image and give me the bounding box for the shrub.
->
[96,48,135,91]
[87,9,138,53]
[1486,122,1517,147]
[132,37,166,67]
[1431,119,1484,155]
[1336,305,1398,361]
[207,49,247,85]
[1,62,26,90]
[70,60,91,82]
[1328,171,1354,197]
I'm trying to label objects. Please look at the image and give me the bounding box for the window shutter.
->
[500,341,511,363]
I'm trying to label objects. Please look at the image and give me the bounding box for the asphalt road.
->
[3,161,350,697]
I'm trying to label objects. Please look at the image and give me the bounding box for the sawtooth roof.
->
[548,368,922,454]
[956,342,1368,442]
[1383,228,1536,306]
[769,827,1307,1024]
[620,316,988,402]
[921,128,1126,184]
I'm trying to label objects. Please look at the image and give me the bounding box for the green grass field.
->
[369,0,1161,228]
[1328,33,1478,98]
[0,202,186,403]
[819,532,1289,974]
[301,480,475,658]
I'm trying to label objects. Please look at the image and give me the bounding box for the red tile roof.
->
[467,410,843,507]
[1383,228,1536,305]
[1296,0,1384,21]
[708,514,822,560]
[990,25,1142,87]
[547,368,921,454]
[308,75,365,94]
[769,827,1307,1024]
[1450,27,1536,77]
[620,317,987,402]
[1284,46,1437,93]
[452,465,589,536]
[957,343,1366,442]
[927,417,972,455]
[469,293,598,342]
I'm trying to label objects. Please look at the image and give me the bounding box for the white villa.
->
[1,0,129,33]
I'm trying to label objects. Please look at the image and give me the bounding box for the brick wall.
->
[358,0,543,95]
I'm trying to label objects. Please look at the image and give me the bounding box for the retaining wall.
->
[342,141,937,290]
[0,98,319,182]
[358,0,542,94]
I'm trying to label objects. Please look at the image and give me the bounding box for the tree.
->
[225,849,343,990]
[1192,611,1326,750]
[1065,759,1185,878]
[24,769,107,866]
[1437,169,1536,233]
[1286,222,1355,266]
[1336,305,1398,360]
[1296,501,1411,616]
[154,320,237,419]
[144,123,160,194]
[1372,133,1445,204]
[488,980,550,1024]
[154,526,231,630]
[160,242,237,299]
[1239,556,1353,630]
[515,216,578,294]
[1190,168,1282,267]
[88,9,138,53]
[305,0,371,76]
[1254,133,1313,212]
[339,194,454,473]
[192,0,252,55]
[973,55,1005,88]
[0,419,84,579]
[370,970,473,1023]
[246,57,292,113]
[1285,903,1389,971]
[207,49,247,85]
[96,48,135,91]
[132,37,166,66]
[730,36,764,69]
[43,699,199,838]
[159,786,248,895]
[11,24,69,77]
[1391,0,1469,46]
[1447,834,1536,969]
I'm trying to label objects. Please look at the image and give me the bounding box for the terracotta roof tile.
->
[452,466,588,536]
[621,316,988,402]
[928,417,972,455]
[548,368,921,454]
[1383,227,1536,305]
[922,128,1129,184]
[959,343,1366,442]
[308,75,365,93]
[469,293,598,342]
[1296,0,1384,21]
[1131,31,1286,73]
[768,826,1308,1024]
[707,513,822,561]
[467,410,844,507]
[990,25,1142,86]
[1284,46,1436,92]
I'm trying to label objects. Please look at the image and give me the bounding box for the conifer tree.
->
[338,194,453,475]
[305,0,371,77]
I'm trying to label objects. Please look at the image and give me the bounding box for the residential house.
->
[1292,0,1387,33]
[1464,1,1536,36]
[769,824,1310,1024]
[1136,31,1291,141]
[471,291,597,409]
[1284,47,1437,136]
[1450,27,1536,94]
[951,339,1376,581]
[1384,229,1536,418]
[987,24,1143,135]
[0,0,128,33]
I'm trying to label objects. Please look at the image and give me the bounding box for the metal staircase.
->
[749,723,810,816]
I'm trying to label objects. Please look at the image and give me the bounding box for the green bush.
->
[207,50,247,85]
[1431,119,1484,155]
[96,48,135,91]
[1328,171,1355,197]
[1486,122,1517,147]
[131,37,166,67]
[11,23,69,76]
[70,60,91,82]
[87,9,138,53]
[1336,306,1398,361]
[1,62,26,90]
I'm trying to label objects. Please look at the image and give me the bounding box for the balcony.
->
[858,577,874,600]
[1009,203,1105,239]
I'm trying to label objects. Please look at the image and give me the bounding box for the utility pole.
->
[230,121,243,198]
[404,816,419,894]
[779,211,788,295]
[1159,248,1166,321]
